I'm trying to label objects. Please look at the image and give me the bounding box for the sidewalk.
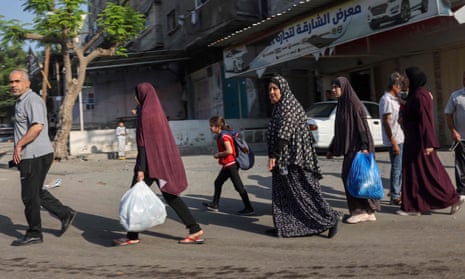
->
[0,142,463,278]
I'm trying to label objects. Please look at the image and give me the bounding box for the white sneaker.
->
[367,213,376,222]
[396,210,421,216]
[346,213,369,224]
[450,195,465,215]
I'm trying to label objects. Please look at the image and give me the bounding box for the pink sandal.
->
[178,230,205,244]
[113,237,140,246]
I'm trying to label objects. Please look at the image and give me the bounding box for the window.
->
[85,92,95,110]
[195,0,208,9]
[306,102,337,118]
[363,102,380,119]
[167,9,177,33]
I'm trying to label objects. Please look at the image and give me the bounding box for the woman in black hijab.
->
[398,66,464,215]
[327,76,381,224]
[267,74,341,238]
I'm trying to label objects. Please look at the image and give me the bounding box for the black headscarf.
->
[331,77,374,155]
[405,66,427,100]
[266,75,321,176]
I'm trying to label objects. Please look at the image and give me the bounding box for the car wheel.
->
[421,0,428,13]
[398,0,410,23]
[369,21,380,30]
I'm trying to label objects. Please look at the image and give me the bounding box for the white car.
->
[367,0,428,29]
[306,101,383,149]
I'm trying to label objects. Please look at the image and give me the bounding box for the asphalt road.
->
[0,142,464,279]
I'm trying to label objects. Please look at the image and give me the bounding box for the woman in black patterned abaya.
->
[266,74,341,238]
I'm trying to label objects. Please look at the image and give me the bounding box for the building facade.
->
[70,0,465,155]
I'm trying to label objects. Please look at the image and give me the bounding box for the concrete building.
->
[70,0,465,155]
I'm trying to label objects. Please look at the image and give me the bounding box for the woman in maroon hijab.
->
[326,77,381,224]
[114,82,204,245]
[398,66,465,216]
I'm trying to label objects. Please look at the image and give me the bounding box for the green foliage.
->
[0,16,29,47]
[23,0,87,40]
[1,0,145,54]
[0,0,147,138]
[0,45,27,123]
[96,2,146,55]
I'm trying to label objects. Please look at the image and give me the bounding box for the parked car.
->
[306,101,383,149]
[367,0,428,30]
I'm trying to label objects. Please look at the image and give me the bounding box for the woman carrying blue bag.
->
[346,152,384,200]
[326,77,381,224]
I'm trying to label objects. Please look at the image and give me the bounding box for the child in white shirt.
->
[116,119,128,160]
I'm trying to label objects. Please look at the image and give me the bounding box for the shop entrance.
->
[350,70,371,101]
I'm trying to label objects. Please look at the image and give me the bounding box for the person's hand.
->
[268,158,276,172]
[452,130,462,142]
[326,152,333,159]
[13,145,22,165]
[424,147,434,156]
[392,143,400,155]
[137,171,145,182]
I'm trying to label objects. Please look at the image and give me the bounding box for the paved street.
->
[0,142,464,278]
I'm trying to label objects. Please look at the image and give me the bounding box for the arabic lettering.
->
[333,4,362,25]
[273,26,296,45]
[295,21,311,35]
[312,13,331,30]
[272,4,362,46]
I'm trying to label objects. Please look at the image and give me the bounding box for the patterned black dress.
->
[267,75,341,237]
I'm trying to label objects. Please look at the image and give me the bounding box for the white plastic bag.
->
[119,181,167,232]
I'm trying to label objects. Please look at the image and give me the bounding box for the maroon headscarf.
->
[135,82,188,195]
[331,76,374,155]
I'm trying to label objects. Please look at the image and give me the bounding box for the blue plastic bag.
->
[346,152,384,199]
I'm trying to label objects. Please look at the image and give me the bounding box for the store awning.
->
[219,0,454,79]
[209,0,339,48]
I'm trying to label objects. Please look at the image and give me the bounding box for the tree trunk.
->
[53,54,89,160]
[53,82,80,160]
[52,47,108,160]
[41,45,51,102]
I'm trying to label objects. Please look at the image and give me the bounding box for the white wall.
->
[69,118,270,155]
